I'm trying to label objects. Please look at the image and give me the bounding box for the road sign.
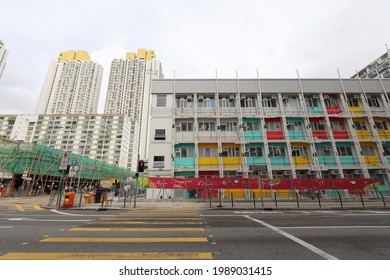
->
[59,153,69,171]
[68,166,79,177]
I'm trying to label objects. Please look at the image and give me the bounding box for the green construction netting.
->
[0,142,133,179]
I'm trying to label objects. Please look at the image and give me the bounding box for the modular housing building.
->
[147,78,390,193]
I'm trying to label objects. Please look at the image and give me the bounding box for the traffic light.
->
[138,160,145,173]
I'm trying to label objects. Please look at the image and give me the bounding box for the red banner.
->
[147,177,377,192]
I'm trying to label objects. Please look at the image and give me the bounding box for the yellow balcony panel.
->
[293,157,311,167]
[349,106,363,115]
[356,130,371,139]
[198,158,218,167]
[363,156,381,166]
[222,157,241,167]
[378,130,390,139]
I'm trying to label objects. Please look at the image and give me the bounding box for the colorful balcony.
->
[268,143,289,167]
[374,117,390,139]
[291,143,311,167]
[221,143,241,167]
[324,95,342,115]
[245,143,266,167]
[286,117,305,140]
[305,94,323,115]
[198,143,218,168]
[265,118,284,140]
[330,118,349,139]
[310,118,328,139]
[336,142,359,166]
[242,118,262,140]
[353,118,372,139]
[347,95,363,115]
[174,144,195,169]
[315,143,336,167]
[361,142,381,166]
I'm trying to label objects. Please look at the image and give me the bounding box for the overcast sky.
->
[0,0,389,114]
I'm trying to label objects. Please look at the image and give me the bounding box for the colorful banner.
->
[147,177,378,193]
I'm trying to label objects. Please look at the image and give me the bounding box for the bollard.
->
[359,193,365,207]
[379,191,387,207]
[209,190,212,208]
[295,191,300,208]
[338,191,343,208]
[274,192,278,208]
[231,192,234,208]
[317,192,322,208]
[253,192,256,208]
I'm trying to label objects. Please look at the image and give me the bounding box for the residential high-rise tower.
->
[0,40,9,79]
[104,48,163,167]
[36,50,103,115]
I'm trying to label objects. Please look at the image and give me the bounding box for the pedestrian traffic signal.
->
[138,160,145,173]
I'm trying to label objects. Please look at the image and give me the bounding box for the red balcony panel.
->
[312,130,328,139]
[326,107,342,115]
[332,131,350,139]
[266,131,284,140]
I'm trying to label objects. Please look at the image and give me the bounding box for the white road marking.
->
[279,226,390,229]
[244,215,339,260]
[0,226,13,229]
[51,209,114,217]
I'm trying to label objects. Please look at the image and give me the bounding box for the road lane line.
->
[0,252,213,260]
[279,226,390,229]
[69,227,205,232]
[89,221,203,225]
[15,204,25,212]
[102,217,202,220]
[244,215,339,260]
[0,226,13,229]
[40,237,208,243]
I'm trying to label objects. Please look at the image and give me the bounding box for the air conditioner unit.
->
[329,170,339,175]
[283,171,292,176]
[325,146,332,150]
[240,95,246,100]
[287,122,294,126]
[353,94,360,98]
[271,95,277,99]
[229,95,235,101]
[354,170,363,175]
[259,171,268,176]
[292,147,299,151]
[312,95,320,99]
[198,95,204,101]
[323,94,330,99]
[186,95,192,101]
[282,95,288,99]
[319,120,326,125]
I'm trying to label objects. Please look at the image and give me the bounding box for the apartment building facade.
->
[0,40,9,79]
[36,50,103,115]
[147,78,390,193]
[0,114,135,169]
[104,49,163,161]
[352,48,390,79]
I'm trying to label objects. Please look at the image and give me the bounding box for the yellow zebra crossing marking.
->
[40,237,208,243]
[69,227,205,232]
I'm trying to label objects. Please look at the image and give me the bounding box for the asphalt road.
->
[0,202,389,260]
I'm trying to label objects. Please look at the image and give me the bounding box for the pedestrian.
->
[0,181,3,197]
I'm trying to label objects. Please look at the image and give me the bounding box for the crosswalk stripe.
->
[89,221,203,225]
[15,204,24,212]
[102,217,202,221]
[40,237,208,243]
[0,252,213,260]
[69,227,205,232]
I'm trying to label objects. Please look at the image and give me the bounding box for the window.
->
[199,147,217,158]
[374,120,388,130]
[361,146,375,156]
[324,97,338,107]
[286,121,302,131]
[198,121,216,131]
[176,147,194,158]
[354,121,367,130]
[153,156,165,168]
[269,146,285,157]
[311,122,325,131]
[243,122,260,131]
[305,97,319,107]
[219,97,235,108]
[347,98,359,107]
[176,122,193,132]
[198,97,215,108]
[262,98,277,108]
[367,97,380,107]
[220,121,237,131]
[331,121,345,131]
[266,122,281,131]
[154,129,166,140]
[176,98,192,108]
[247,147,262,157]
[221,147,240,157]
[337,146,353,156]
[241,97,256,108]
[156,95,167,107]
[291,146,308,157]
[317,146,332,157]
[383,146,390,156]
